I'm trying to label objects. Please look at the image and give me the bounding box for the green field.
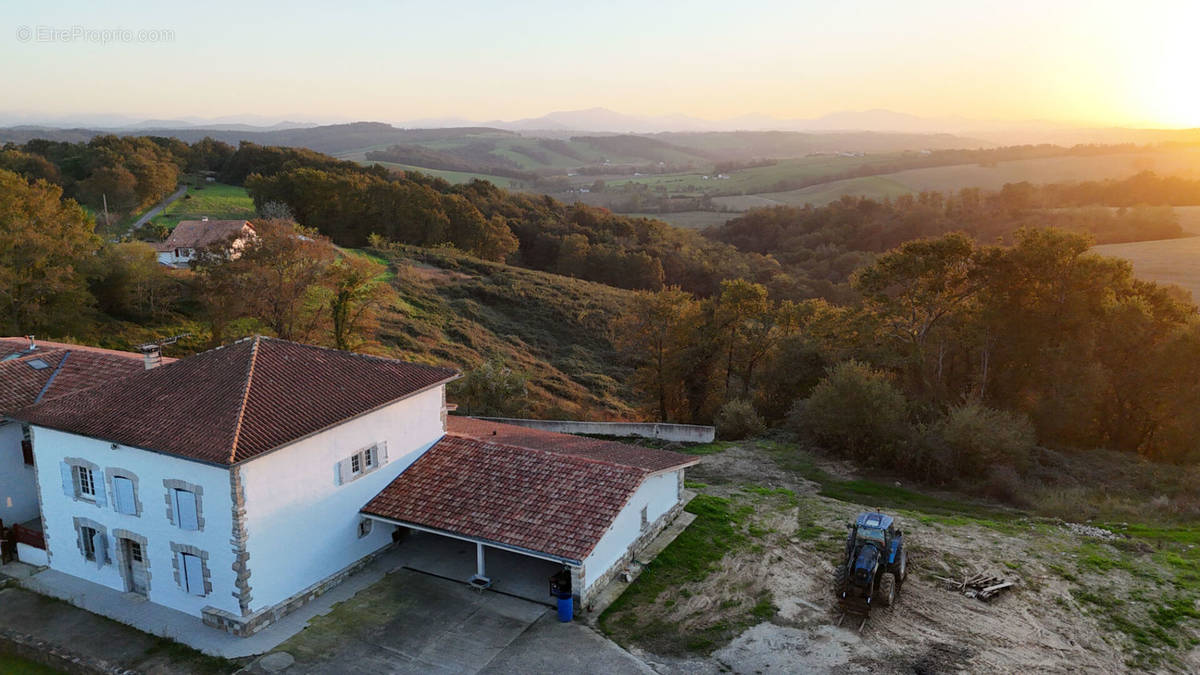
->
[1093,233,1200,300]
[590,153,908,194]
[704,149,1200,212]
[358,160,520,188]
[154,182,256,229]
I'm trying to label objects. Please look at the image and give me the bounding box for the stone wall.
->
[579,497,687,611]
[475,418,715,443]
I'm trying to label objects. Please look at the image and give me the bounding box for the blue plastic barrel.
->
[556,593,573,622]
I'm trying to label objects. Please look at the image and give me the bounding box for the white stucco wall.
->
[582,470,681,590]
[0,422,39,525]
[238,385,447,612]
[32,426,239,617]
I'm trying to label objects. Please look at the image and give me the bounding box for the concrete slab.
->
[270,568,549,674]
[479,611,655,675]
[0,560,37,580]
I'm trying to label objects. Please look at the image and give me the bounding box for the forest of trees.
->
[615,229,1200,478]
[5,133,1200,479]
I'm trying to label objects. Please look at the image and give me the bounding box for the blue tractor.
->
[834,512,907,628]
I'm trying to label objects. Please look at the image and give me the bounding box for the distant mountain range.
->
[2,107,1197,147]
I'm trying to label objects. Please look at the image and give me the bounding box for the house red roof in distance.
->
[13,336,459,465]
[446,415,700,474]
[361,435,649,563]
[155,219,252,252]
[0,338,150,414]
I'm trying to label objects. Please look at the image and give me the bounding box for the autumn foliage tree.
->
[0,169,99,334]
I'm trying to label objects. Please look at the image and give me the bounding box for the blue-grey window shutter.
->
[379,441,388,464]
[183,553,204,595]
[175,489,198,530]
[60,463,74,497]
[92,473,107,508]
[113,477,136,515]
[92,531,107,568]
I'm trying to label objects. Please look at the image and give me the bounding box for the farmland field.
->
[1093,234,1200,300]
[155,182,256,229]
[359,160,520,188]
[706,148,1200,211]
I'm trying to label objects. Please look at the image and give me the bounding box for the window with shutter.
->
[80,526,97,560]
[180,553,206,596]
[113,477,137,515]
[77,466,96,499]
[174,489,199,530]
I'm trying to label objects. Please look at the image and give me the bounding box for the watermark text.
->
[15,25,175,44]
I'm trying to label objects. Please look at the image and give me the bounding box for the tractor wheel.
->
[878,572,897,607]
[834,565,848,597]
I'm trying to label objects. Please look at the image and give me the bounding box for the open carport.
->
[373,526,568,605]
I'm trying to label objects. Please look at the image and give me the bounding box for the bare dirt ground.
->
[616,444,1196,674]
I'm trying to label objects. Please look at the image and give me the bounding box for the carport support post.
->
[476,542,485,578]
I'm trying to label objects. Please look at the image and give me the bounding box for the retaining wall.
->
[475,418,715,443]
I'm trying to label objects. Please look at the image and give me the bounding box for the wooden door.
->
[122,539,148,595]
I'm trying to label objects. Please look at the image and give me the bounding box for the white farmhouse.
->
[155,219,255,267]
[11,336,698,636]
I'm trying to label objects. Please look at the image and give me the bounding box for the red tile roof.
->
[155,220,253,252]
[362,435,649,562]
[13,336,458,465]
[0,339,148,415]
[446,416,699,474]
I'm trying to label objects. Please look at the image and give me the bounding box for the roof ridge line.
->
[228,336,261,464]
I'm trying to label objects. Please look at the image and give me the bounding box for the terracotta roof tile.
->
[362,436,647,562]
[155,220,252,252]
[446,416,698,474]
[0,339,147,415]
[13,336,458,465]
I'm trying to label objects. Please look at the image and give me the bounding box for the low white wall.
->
[476,418,715,443]
[32,426,239,617]
[0,422,39,525]
[16,542,48,567]
[582,470,680,590]
[239,385,447,613]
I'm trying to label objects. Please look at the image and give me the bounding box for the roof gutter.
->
[361,512,582,566]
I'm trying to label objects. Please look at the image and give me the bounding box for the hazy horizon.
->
[5,0,1199,130]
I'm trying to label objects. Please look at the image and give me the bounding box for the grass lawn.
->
[357,160,519,188]
[0,654,63,674]
[153,182,256,230]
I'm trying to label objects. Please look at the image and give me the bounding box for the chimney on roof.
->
[25,335,35,351]
[141,344,162,370]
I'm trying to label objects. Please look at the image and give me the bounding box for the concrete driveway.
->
[261,568,651,674]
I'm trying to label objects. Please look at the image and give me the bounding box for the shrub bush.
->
[790,360,910,463]
[714,399,766,440]
[932,403,1036,475]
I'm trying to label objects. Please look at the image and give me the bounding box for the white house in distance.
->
[11,336,698,636]
[0,337,149,563]
[155,218,255,267]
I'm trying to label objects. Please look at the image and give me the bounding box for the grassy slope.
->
[154,182,256,229]
[371,246,638,420]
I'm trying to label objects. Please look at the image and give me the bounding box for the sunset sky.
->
[3,0,1198,127]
